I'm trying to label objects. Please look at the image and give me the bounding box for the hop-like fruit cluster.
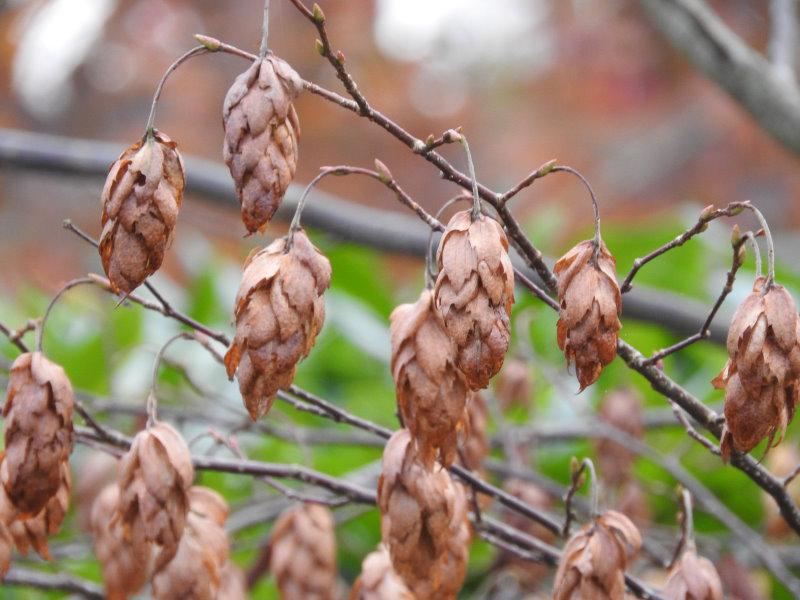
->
[151,486,231,600]
[225,230,331,420]
[377,429,468,599]
[390,288,469,467]
[351,545,413,600]
[223,55,303,233]
[664,547,723,600]
[553,510,641,599]
[3,352,74,516]
[100,130,185,293]
[714,277,800,458]
[554,240,621,389]
[115,421,194,569]
[434,210,515,390]
[269,502,338,600]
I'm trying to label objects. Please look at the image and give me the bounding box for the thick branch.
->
[638,0,800,155]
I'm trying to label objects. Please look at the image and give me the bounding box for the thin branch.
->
[4,566,104,599]
[145,46,208,134]
[0,321,31,353]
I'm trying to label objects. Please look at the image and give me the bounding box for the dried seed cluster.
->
[434,210,515,390]
[553,510,642,599]
[376,429,468,599]
[225,230,331,420]
[100,130,185,294]
[269,502,338,600]
[223,55,303,233]
[390,288,469,467]
[664,548,723,600]
[715,277,800,459]
[554,240,621,389]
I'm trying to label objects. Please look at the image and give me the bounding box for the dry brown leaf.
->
[553,510,641,600]
[225,230,331,420]
[377,429,468,599]
[554,240,621,389]
[664,548,723,600]
[99,130,185,293]
[115,421,194,569]
[350,545,413,600]
[269,502,338,600]
[223,55,302,233]
[91,484,151,599]
[3,352,74,516]
[390,288,468,467]
[434,210,515,389]
[151,486,231,600]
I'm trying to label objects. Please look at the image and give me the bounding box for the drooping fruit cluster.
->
[100,130,185,294]
[376,430,468,599]
[553,510,641,599]
[664,546,723,600]
[223,55,303,233]
[225,230,331,419]
[434,210,515,390]
[554,239,621,389]
[269,502,338,600]
[714,276,800,459]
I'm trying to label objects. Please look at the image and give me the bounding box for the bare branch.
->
[4,567,104,599]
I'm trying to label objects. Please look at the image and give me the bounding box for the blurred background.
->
[1,0,800,598]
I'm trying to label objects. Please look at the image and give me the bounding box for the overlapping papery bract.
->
[664,548,724,600]
[553,510,642,599]
[225,230,331,419]
[151,486,231,600]
[714,277,800,458]
[115,421,194,569]
[223,55,302,233]
[100,130,185,293]
[3,352,74,516]
[390,288,469,467]
[434,210,515,390]
[554,239,621,389]
[377,429,468,599]
[269,502,338,600]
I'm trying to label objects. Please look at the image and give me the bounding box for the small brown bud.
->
[554,240,621,389]
[3,352,74,516]
[91,484,151,599]
[377,429,468,599]
[7,461,70,560]
[99,130,185,293]
[664,548,724,600]
[311,2,325,22]
[115,422,194,569]
[223,55,303,232]
[553,510,641,599]
[434,210,515,389]
[715,277,800,459]
[269,503,338,600]
[390,289,469,467]
[351,544,413,600]
[151,486,230,600]
[494,357,532,410]
[596,389,643,486]
[225,230,331,419]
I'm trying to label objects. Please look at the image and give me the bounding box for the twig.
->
[668,399,721,456]
[500,159,558,203]
[0,321,31,353]
[37,276,95,352]
[145,46,208,135]
[4,566,105,599]
[562,458,598,536]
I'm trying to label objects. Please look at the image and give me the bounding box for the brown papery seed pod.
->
[7,462,70,560]
[223,55,302,233]
[91,484,151,599]
[99,130,185,293]
[269,502,338,600]
[390,288,469,467]
[715,277,800,459]
[350,545,414,600]
[664,548,724,600]
[225,230,331,420]
[553,510,642,600]
[377,429,465,599]
[151,486,230,600]
[494,357,532,410]
[434,210,515,390]
[3,352,74,516]
[554,239,621,389]
[596,389,643,486]
[115,421,194,569]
